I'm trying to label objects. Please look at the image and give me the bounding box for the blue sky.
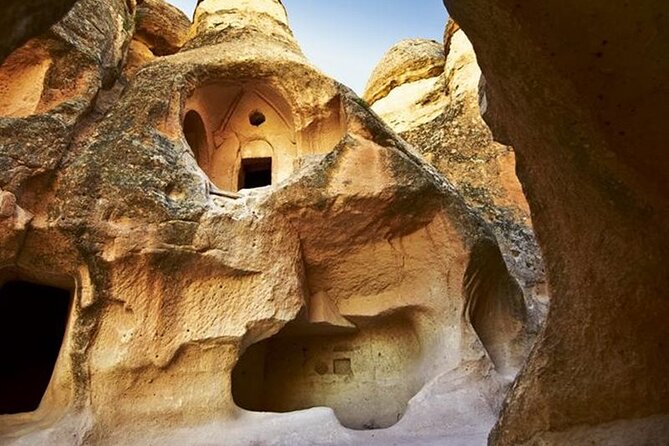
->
[167,1,448,94]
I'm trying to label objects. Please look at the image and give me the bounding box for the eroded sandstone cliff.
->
[364,24,547,335]
[0,1,533,445]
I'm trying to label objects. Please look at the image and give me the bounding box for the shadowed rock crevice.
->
[183,109,208,167]
[464,239,527,376]
[0,0,80,64]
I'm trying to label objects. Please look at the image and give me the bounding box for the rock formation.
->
[0,0,80,63]
[135,0,190,56]
[364,25,546,326]
[123,0,191,79]
[0,1,532,445]
[442,0,669,444]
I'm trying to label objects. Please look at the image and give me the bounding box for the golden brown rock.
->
[123,0,191,79]
[0,0,531,445]
[364,39,445,107]
[365,26,547,336]
[443,0,669,444]
[134,0,190,56]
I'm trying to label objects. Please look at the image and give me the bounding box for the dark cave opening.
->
[0,280,71,415]
[249,110,266,127]
[464,239,527,376]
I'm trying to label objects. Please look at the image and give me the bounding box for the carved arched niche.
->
[183,80,346,193]
[183,82,296,192]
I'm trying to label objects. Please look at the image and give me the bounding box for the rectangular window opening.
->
[239,157,272,190]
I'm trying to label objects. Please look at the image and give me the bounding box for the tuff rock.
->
[2,0,661,444]
[0,1,531,445]
[443,0,669,444]
[364,23,546,328]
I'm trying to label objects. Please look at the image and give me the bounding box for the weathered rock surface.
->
[0,0,80,63]
[0,0,133,213]
[442,0,669,444]
[0,0,532,445]
[364,39,445,108]
[364,25,546,330]
[135,0,190,56]
[123,0,191,79]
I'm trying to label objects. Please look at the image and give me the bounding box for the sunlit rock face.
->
[123,0,191,79]
[364,38,446,128]
[364,24,547,331]
[0,0,533,445]
[443,0,669,445]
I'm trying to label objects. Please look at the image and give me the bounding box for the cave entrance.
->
[232,311,424,430]
[238,157,272,190]
[0,280,71,414]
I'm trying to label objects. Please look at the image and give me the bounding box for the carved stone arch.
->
[183,81,298,192]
